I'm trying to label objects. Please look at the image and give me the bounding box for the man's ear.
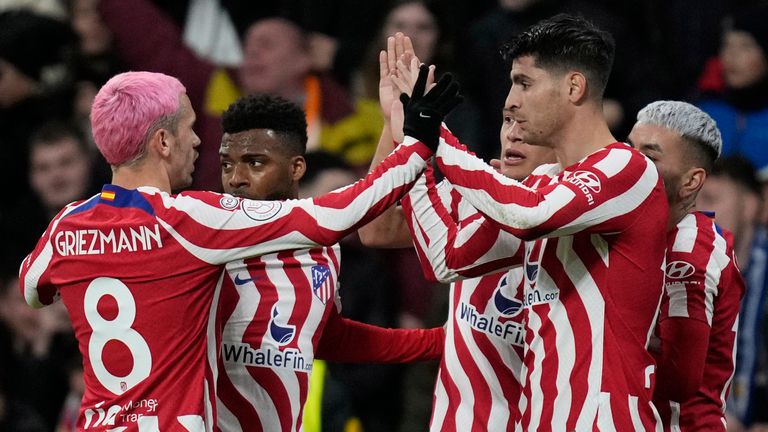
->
[566,71,588,103]
[680,167,707,201]
[148,129,172,157]
[291,155,306,182]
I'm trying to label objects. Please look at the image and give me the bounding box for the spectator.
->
[696,156,768,431]
[0,122,102,277]
[0,9,76,215]
[0,276,77,430]
[697,4,768,176]
[98,0,383,190]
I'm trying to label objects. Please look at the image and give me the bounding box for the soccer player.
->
[628,100,745,430]
[360,34,556,430]
[18,70,459,430]
[215,94,444,432]
[428,15,669,429]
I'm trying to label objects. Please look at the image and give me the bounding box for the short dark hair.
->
[29,121,89,154]
[222,94,308,156]
[501,13,615,99]
[711,155,762,197]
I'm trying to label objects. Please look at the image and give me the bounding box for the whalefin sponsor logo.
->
[269,305,295,345]
[222,342,312,372]
[457,301,525,347]
[493,276,523,317]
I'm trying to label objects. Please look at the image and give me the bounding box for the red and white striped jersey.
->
[216,246,341,432]
[402,168,525,431]
[654,211,744,431]
[18,138,432,432]
[435,129,669,430]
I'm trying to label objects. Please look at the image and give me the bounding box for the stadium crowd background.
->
[1,0,768,430]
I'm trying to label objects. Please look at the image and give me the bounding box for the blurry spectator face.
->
[500,0,540,10]
[696,175,758,235]
[0,277,41,343]
[721,30,768,89]
[166,95,201,191]
[71,0,112,55]
[506,56,566,147]
[239,19,312,97]
[499,110,555,180]
[629,123,689,204]
[299,169,356,198]
[30,135,91,211]
[382,2,438,64]
[0,59,36,108]
[219,129,303,201]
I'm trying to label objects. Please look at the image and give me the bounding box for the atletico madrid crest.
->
[311,265,333,304]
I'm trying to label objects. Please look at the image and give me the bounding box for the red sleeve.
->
[401,165,522,283]
[653,317,710,402]
[315,308,444,363]
[99,0,214,106]
[434,128,665,240]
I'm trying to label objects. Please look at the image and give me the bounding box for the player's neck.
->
[668,200,695,231]
[111,164,172,193]
[553,109,616,168]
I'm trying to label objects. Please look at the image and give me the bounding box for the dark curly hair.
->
[501,13,615,100]
[221,94,308,156]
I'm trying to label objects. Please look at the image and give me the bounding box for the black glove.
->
[401,64,463,151]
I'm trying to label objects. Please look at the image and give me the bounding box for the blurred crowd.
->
[2,0,768,431]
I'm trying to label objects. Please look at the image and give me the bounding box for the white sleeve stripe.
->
[156,218,315,265]
[671,214,697,253]
[592,148,632,178]
[704,230,729,325]
[555,160,659,236]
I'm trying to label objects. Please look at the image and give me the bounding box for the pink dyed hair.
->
[90,71,186,166]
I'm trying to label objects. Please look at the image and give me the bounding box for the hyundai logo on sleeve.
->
[665,261,696,279]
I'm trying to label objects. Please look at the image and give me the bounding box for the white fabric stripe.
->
[22,199,88,307]
[559,238,606,432]
[157,217,315,265]
[430,368,450,432]
[590,234,610,266]
[704,228,728,325]
[201,378,212,432]
[219,263,275,430]
[554,159,659,237]
[671,214,697,253]
[262,254,301,431]
[216,400,242,431]
[407,175,520,282]
[592,148,632,178]
[548,242,578,430]
[441,289,476,429]
[596,392,614,431]
[666,281,689,318]
[525,307,545,432]
[720,316,739,412]
[628,395,644,431]
[205,271,225,432]
[669,401,681,432]
[457,282,510,431]
[429,284,454,432]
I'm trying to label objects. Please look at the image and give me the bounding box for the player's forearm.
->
[309,137,431,245]
[654,317,710,402]
[402,169,520,282]
[316,316,444,363]
[357,124,414,248]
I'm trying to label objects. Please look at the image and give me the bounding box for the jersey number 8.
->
[84,277,152,395]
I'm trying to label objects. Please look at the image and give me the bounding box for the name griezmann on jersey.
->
[54,224,163,256]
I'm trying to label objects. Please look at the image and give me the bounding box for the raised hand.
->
[401,64,463,151]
